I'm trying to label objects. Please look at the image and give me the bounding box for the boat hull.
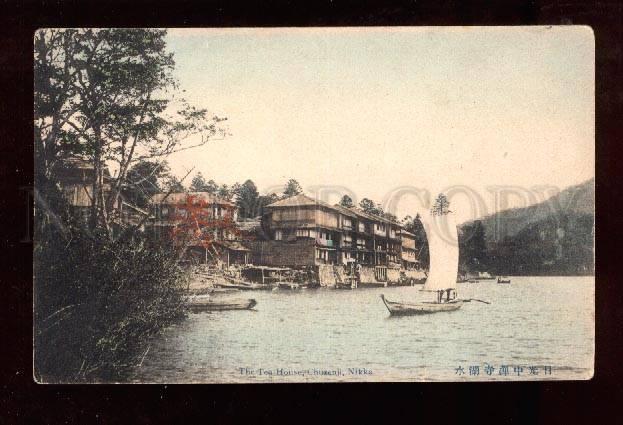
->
[380,294,462,315]
[188,298,257,312]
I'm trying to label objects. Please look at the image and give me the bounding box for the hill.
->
[460,178,594,276]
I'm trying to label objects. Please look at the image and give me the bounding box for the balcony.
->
[316,238,335,247]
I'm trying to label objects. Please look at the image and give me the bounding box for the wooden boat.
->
[477,272,496,280]
[467,278,479,283]
[187,297,257,312]
[215,278,270,290]
[380,294,463,315]
[208,287,241,294]
[380,208,473,316]
[497,277,511,284]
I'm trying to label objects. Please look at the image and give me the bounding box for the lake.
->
[129,276,594,382]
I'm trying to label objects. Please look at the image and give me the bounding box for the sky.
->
[163,27,594,223]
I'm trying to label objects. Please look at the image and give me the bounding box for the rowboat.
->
[497,277,511,284]
[380,294,463,315]
[187,297,257,312]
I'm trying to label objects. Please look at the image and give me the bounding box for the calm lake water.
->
[130,276,594,382]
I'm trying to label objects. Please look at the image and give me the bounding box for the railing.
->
[316,238,334,247]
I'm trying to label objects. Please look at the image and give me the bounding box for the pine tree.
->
[283,179,302,197]
[431,193,451,216]
[339,195,354,208]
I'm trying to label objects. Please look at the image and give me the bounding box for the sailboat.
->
[381,208,463,315]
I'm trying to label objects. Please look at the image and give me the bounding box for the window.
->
[296,229,317,238]
[275,230,283,240]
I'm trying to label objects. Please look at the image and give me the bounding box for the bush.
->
[34,202,188,382]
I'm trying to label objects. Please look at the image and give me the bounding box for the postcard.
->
[33,26,594,383]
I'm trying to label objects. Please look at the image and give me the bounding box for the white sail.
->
[422,211,459,291]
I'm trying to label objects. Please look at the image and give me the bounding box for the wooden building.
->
[149,192,239,263]
[56,158,152,229]
[255,194,414,282]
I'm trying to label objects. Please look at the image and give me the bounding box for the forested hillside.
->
[460,178,594,276]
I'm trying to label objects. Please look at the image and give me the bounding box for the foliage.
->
[124,160,172,208]
[32,28,224,382]
[189,172,209,192]
[339,195,354,208]
[457,178,594,275]
[359,198,384,216]
[459,220,488,272]
[34,28,227,234]
[431,193,450,216]
[34,193,187,382]
[169,194,240,251]
[236,180,260,219]
[164,176,185,192]
[283,179,302,197]
[402,213,429,269]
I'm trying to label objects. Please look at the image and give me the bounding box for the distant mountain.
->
[460,178,594,276]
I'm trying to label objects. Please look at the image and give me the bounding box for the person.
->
[446,288,452,302]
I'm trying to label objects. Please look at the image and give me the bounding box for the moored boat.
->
[187,297,257,312]
[497,276,511,284]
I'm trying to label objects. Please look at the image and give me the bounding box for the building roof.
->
[265,194,359,218]
[265,194,322,208]
[265,194,405,226]
[121,200,153,217]
[150,192,234,207]
[56,157,112,179]
[346,207,401,226]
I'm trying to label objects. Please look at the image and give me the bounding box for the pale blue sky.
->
[164,27,594,221]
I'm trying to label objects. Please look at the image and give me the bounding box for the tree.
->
[34,29,227,235]
[124,160,171,208]
[359,198,384,216]
[189,172,209,192]
[164,176,185,193]
[460,220,489,272]
[431,193,451,216]
[339,195,354,208]
[257,193,280,216]
[383,212,398,222]
[218,184,233,201]
[205,179,219,194]
[170,194,240,254]
[236,180,260,219]
[283,179,302,197]
[403,213,429,269]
